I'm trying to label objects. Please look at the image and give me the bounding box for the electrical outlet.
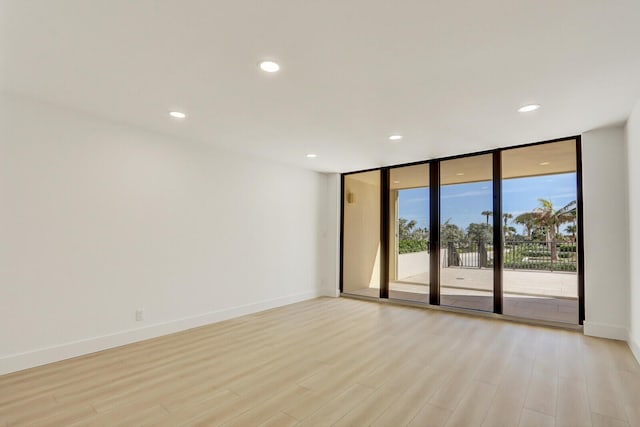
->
[136,308,144,322]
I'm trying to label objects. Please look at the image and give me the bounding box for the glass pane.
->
[501,139,578,324]
[343,171,381,297]
[388,164,430,303]
[440,154,494,312]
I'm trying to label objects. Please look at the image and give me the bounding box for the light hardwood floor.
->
[1,297,639,426]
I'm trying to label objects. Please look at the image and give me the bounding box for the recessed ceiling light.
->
[259,61,280,73]
[306,153,317,158]
[169,111,186,119]
[539,161,551,166]
[393,181,400,184]
[518,104,541,113]
[456,172,465,176]
[389,135,403,141]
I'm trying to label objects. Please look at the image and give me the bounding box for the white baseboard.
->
[629,335,640,366]
[583,320,628,341]
[0,291,319,376]
[324,287,340,297]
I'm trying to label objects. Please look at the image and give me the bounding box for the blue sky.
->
[398,172,577,233]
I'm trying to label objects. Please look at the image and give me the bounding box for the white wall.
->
[0,93,329,374]
[397,251,429,280]
[343,176,381,292]
[322,174,341,297]
[582,125,630,340]
[627,100,640,361]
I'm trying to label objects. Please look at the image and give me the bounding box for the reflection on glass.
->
[502,139,578,323]
[439,154,494,311]
[343,171,381,297]
[388,164,429,303]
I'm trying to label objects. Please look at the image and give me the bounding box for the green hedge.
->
[502,261,576,272]
[399,239,428,254]
[506,244,576,253]
[520,250,548,257]
[520,250,573,259]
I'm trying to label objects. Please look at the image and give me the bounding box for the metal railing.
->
[442,240,577,272]
[442,240,492,268]
[503,240,576,272]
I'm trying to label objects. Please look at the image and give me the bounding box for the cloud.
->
[404,197,428,203]
[549,193,576,200]
[441,190,491,199]
[503,186,538,194]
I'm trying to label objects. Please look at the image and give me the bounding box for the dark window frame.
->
[339,135,585,325]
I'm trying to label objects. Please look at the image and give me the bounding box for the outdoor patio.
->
[347,267,578,324]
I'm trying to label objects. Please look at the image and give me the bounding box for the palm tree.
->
[481,210,493,225]
[531,199,576,261]
[503,212,513,227]
[504,226,517,239]
[467,223,492,268]
[441,219,465,244]
[398,218,417,240]
[467,222,492,243]
[514,212,537,239]
[502,213,513,242]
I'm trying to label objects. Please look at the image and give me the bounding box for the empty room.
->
[2,1,640,426]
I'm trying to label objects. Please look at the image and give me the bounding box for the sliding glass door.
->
[501,140,579,323]
[388,164,430,303]
[439,154,494,312]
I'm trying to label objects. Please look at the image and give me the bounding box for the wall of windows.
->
[340,137,584,325]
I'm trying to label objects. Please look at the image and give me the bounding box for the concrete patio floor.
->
[345,267,578,324]
[400,267,578,299]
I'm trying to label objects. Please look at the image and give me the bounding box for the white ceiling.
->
[2,1,639,173]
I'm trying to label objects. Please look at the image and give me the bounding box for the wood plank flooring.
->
[1,297,639,426]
